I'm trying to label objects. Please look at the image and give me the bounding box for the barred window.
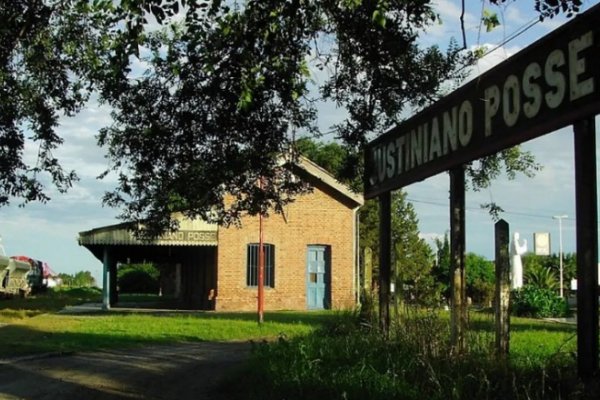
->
[246,243,275,288]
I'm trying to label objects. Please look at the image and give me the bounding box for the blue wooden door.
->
[306,246,329,310]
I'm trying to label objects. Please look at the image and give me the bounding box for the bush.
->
[117,263,160,294]
[512,285,569,318]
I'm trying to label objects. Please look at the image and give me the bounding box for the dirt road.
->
[0,342,250,400]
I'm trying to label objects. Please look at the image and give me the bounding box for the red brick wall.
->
[216,185,357,311]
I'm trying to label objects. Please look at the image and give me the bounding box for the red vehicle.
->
[10,256,55,292]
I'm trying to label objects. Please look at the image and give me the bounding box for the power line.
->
[406,196,577,222]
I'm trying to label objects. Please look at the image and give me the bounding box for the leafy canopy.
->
[0,0,578,234]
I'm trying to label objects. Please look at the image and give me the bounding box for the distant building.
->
[78,157,363,311]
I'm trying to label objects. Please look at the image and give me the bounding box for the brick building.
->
[78,157,363,311]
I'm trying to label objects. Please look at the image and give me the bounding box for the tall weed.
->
[229,308,590,400]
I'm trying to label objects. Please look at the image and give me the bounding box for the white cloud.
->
[424,0,479,41]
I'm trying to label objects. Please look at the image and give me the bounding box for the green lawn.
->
[0,287,102,322]
[1,288,592,399]
[223,310,587,400]
[0,288,333,357]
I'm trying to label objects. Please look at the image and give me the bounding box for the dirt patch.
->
[0,342,250,399]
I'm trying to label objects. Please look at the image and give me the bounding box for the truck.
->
[0,237,53,297]
[0,254,32,297]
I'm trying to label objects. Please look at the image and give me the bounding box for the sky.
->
[1,0,599,284]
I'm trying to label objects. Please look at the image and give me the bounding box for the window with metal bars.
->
[246,243,275,288]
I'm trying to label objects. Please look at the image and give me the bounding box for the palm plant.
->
[524,262,559,290]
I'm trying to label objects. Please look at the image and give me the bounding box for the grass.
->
[0,289,594,398]
[0,288,333,357]
[0,287,101,322]
[221,309,593,400]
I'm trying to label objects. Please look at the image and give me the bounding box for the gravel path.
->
[0,341,250,400]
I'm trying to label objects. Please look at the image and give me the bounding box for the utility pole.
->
[553,215,567,298]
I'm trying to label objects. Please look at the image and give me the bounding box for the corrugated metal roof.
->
[78,215,218,247]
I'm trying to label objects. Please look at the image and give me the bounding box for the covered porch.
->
[78,217,219,310]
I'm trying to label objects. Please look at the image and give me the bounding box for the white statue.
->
[510,232,527,289]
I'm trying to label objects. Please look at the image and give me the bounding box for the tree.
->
[0,0,210,207]
[58,270,96,287]
[389,191,436,305]
[522,253,575,291]
[96,0,547,236]
[357,190,436,304]
[464,253,495,306]
[433,235,495,306]
[432,234,451,298]
[491,0,582,19]
[1,1,579,222]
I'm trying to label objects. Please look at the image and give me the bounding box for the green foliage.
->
[433,235,495,306]
[491,0,582,20]
[94,0,476,235]
[432,234,451,297]
[1,0,572,228]
[482,9,500,32]
[58,270,96,287]
[117,263,160,294]
[523,253,576,291]
[525,262,559,290]
[465,253,495,305]
[512,285,569,318]
[230,310,581,400]
[295,137,360,190]
[358,191,437,306]
[390,191,437,305]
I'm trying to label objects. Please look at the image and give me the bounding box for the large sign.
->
[365,4,600,199]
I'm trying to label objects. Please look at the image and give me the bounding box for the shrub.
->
[512,285,569,318]
[117,263,160,294]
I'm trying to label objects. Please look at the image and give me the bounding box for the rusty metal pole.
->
[258,180,265,325]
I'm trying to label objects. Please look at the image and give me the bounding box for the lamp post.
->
[553,215,568,298]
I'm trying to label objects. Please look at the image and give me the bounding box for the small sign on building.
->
[533,232,551,256]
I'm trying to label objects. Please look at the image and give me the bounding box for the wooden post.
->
[364,247,373,293]
[494,219,510,358]
[379,192,392,336]
[573,117,599,381]
[450,166,467,354]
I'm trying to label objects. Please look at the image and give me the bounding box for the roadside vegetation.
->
[0,286,592,398]
[224,309,587,400]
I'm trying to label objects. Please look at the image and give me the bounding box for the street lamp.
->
[553,215,568,298]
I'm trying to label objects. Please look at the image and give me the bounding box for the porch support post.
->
[109,262,118,306]
[573,117,599,381]
[102,247,111,311]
